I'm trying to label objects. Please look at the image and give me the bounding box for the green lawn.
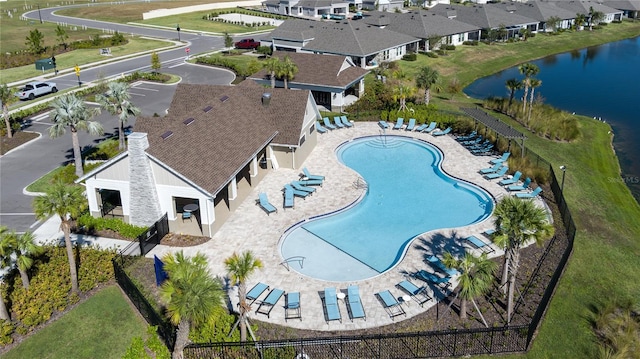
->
[135,10,276,34]
[2,286,147,359]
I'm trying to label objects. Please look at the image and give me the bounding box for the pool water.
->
[280,136,494,282]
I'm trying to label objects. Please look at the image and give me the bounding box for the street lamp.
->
[559,165,567,192]
[176,24,181,41]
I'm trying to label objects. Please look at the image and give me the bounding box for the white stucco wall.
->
[142,0,264,19]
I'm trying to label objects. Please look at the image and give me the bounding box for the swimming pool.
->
[279,136,494,282]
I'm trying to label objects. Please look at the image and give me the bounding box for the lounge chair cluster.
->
[322,285,366,323]
[256,168,325,214]
[481,152,543,199]
[380,118,438,134]
[246,282,301,321]
[456,131,495,155]
[316,116,353,133]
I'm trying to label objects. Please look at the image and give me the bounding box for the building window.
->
[309,123,315,134]
[300,135,306,146]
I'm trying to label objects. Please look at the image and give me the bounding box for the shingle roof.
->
[491,1,577,21]
[430,3,539,28]
[364,10,481,38]
[552,0,623,15]
[249,52,368,88]
[461,107,526,140]
[269,19,419,56]
[601,0,640,11]
[134,84,311,196]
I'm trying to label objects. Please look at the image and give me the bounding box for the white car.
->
[16,81,57,100]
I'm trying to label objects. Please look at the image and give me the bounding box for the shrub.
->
[445,44,456,50]
[84,138,121,160]
[76,213,147,239]
[425,51,439,58]
[402,52,417,61]
[463,40,479,46]
[0,320,14,346]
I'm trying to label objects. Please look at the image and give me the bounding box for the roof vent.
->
[160,131,173,140]
[203,105,212,112]
[220,95,229,103]
[262,93,272,107]
[183,118,195,126]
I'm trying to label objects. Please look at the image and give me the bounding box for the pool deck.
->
[147,122,546,331]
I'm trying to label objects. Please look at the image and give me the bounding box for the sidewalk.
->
[33,215,141,252]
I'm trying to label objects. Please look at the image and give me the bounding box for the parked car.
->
[352,12,363,20]
[234,39,260,50]
[16,81,57,100]
[322,13,346,20]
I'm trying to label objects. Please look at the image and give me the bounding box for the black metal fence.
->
[118,213,169,259]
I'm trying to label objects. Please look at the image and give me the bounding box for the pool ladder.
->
[281,256,305,271]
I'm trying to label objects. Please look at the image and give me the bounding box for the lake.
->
[464,36,640,202]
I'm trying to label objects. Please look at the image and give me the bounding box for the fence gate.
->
[137,213,169,256]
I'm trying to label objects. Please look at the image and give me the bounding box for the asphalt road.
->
[1,3,269,232]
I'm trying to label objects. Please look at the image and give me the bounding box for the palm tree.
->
[443,251,497,326]
[49,94,103,177]
[0,226,14,320]
[527,78,542,125]
[276,56,298,89]
[392,83,415,112]
[11,231,42,290]
[518,63,539,114]
[96,81,141,151]
[575,13,586,30]
[33,182,87,295]
[493,196,554,324]
[505,78,523,107]
[224,251,263,342]
[263,57,281,89]
[590,10,605,30]
[415,66,439,105]
[161,251,224,359]
[0,84,15,139]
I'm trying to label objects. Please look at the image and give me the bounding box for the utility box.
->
[35,58,55,71]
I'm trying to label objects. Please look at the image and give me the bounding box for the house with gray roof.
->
[263,19,420,67]
[249,51,368,111]
[263,0,349,18]
[361,0,404,12]
[600,0,640,18]
[430,3,540,38]
[363,10,482,50]
[491,1,577,32]
[77,83,321,237]
[552,0,624,23]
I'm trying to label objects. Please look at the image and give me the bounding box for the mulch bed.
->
[0,131,39,155]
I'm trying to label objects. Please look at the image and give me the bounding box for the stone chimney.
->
[127,132,163,227]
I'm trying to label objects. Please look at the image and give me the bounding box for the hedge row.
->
[76,213,147,239]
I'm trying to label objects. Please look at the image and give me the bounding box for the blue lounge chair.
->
[333,116,345,128]
[340,115,353,127]
[499,171,522,186]
[397,280,431,307]
[485,166,509,179]
[284,184,310,198]
[465,235,495,254]
[432,127,451,136]
[302,167,325,181]
[378,120,389,129]
[182,211,192,222]
[471,144,494,155]
[426,255,459,276]
[479,163,502,174]
[291,181,316,194]
[406,118,416,131]
[516,186,543,198]
[415,123,428,132]
[257,193,277,215]
[322,117,337,130]
[508,177,532,192]
[285,292,301,321]
[456,131,477,141]
[375,290,406,319]
[315,122,327,134]
[393,118,404,130]
[283,186,294,209]
[491,152,511,165]
[246,282,269,304]
[463,137,483,147]
[346,285,366,321]
[413,270,452,289]
[298,179,323,187]
[483,228,496,238]
[422,122,437,133]
[256,288,285,318]
[322,287,341,323]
